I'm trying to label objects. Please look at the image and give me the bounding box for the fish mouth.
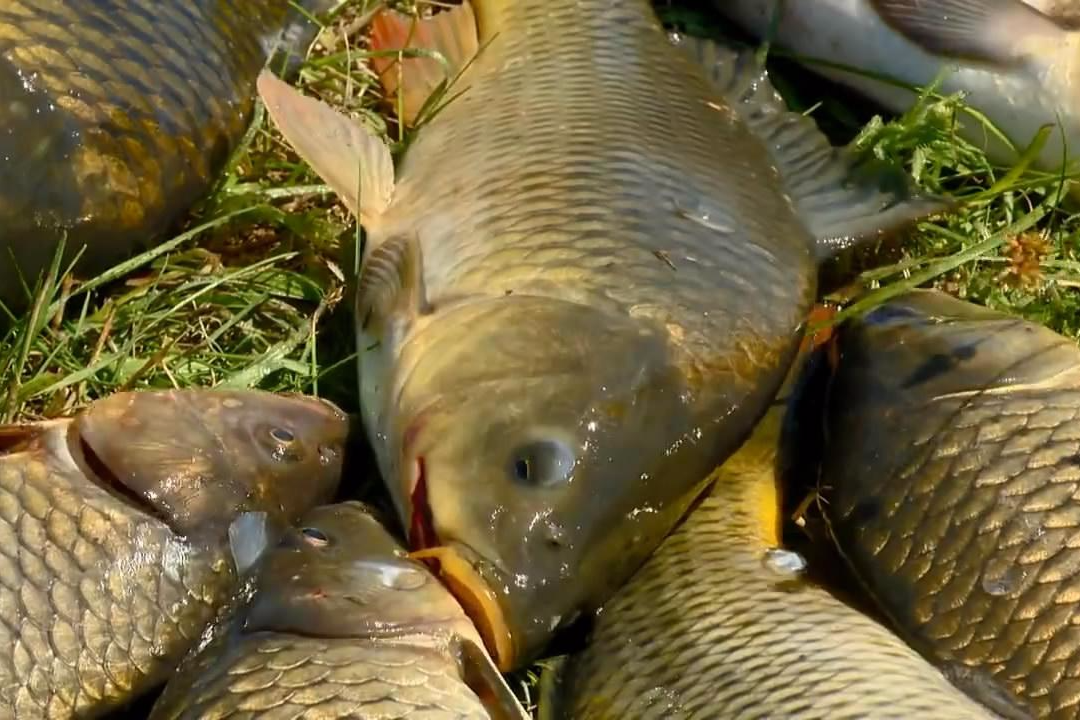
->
[405,459,515,671]
[410,544,515,673]
[66,425,175,529]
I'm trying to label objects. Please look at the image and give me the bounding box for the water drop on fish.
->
[982,566,1022,597]
[762,548,808,577]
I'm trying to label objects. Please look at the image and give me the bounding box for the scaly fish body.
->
[0,389,347,718]
[547,360,996,720]
[149,501,529,720]
[717,0,1080,175]
[819,289,1080,719]
[258,0,943,670]
[0,0,334,308]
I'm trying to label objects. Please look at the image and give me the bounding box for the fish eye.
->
[509,439,576,488]
[300,527,330,547]
[269,427,296,444]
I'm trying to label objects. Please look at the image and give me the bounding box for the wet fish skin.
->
[0,389,347,719]
[715,0,1080,176]
[547,356,996,720]
[0,0,334,309]
[818,289,1080,719]
[149,501,529,720]
[257,0,943,671]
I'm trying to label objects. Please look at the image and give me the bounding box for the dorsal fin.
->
[672,33,954,265]
[368,3,481,127]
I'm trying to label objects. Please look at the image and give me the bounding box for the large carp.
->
[256,0,946,670]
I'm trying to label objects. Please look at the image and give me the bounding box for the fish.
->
[715,0,1080,179]
[538,316,996,720]
[815,288,1080,719]
[0,388,347,718]
[255,0,947,671]
[148,500,530,720]
[0,0,338,310]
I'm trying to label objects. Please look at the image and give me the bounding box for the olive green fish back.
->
[380,0,817,404]
[0,424,234,718]
[0,0,331,305]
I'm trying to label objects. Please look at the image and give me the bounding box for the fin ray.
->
[369,4,480,127]
[673,34,953,265]
[256,71,394,228]
[869,0,1065,66]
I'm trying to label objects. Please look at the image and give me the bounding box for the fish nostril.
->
[543,520,568,549]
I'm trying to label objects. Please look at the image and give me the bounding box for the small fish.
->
[0,0,338,310]
[816,289,1080,719]
[149,501,530,720]
[0,389,347,718]
[716,0,1080,178]
[256,0,944,671]
[542,346,995,720]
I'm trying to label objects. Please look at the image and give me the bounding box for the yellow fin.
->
[256,71,394,228]
[357,232,429,341]
[369,3,480,127]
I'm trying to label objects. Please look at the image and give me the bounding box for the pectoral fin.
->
[869,0,1065,67]
[455,636,532,720]
[256,71,394,228]
[673,34,953,265]
[369,3,481,127]
[357,232,430,342]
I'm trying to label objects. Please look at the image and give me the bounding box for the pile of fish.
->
[4,0,1080,718]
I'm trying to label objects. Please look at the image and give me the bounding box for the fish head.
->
[832,289,1080,406]
[387,295,699,671]
[241,501,483,644]
[72,389,349,537]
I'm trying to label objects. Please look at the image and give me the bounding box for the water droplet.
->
[981,567,1022,597]
[762,548,807,577]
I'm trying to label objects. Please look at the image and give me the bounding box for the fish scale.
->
[161,637,493,719]
[0,0,332,308]
[817,290,1080,718]
[0,437,230,718]
[0,389,347,719]
[552,397,994,719]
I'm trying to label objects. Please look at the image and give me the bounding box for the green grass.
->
[3,0,1080,714]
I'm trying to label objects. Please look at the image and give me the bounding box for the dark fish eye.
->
[269,427,295,443]
[509,439,576,488]
[300,527,329,547]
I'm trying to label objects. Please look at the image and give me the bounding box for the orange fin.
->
[369,4,480,127]
[257,71,394,228]
[801,303,839,355]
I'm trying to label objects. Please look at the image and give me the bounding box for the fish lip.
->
[64,423,179,530]
[410,542,516,672]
